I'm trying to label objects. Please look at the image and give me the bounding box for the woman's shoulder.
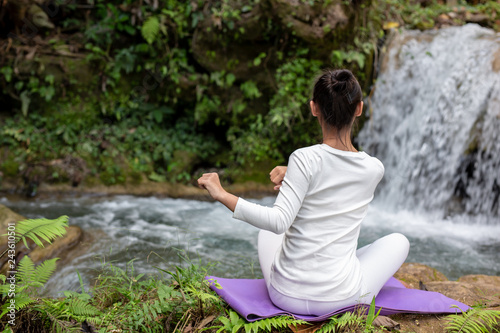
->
[361,151,385,176]
[290,144,324,160]
[292,144,323,154]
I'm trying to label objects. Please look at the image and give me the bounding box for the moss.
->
[99,164,126,186]
[167,150,199,183]
[127,170,144,185]
[0,158,20,177]
[415,18,435,30]
[83,175,100,187]
[229,158,276,185]
[98,154,128,186]
[433,268,439,280]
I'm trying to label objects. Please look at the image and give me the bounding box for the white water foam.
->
[359,24,500,221]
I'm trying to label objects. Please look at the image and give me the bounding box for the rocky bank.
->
[0,204,498,332]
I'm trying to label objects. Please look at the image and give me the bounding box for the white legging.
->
[258,230,410,316]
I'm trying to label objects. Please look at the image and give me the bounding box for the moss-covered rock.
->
[394,262,449,289]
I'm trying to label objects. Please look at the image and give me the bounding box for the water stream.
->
[2,24,500,296]
[2,193,499,297]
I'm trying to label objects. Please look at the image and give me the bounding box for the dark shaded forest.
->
[0,0,498,195]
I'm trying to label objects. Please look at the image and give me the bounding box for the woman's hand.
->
[198,172,225,201]
[269,166,287,190]
[197,173,238,212]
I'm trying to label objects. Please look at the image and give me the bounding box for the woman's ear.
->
[310,100,319,117]
[355,101,363,117]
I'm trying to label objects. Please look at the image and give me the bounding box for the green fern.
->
[34,297,103,332]
[18,256,59,288]
[317,311,364,333]
[216,310,308,333]
[68,298,100,317]
[36,299,82,333]
[0,293,35,319]
[142,16,160,44]
[0,216,69,254]
[246,315,308,333]
[445,307,500,333]
[0,256,59,318]
[217,310,247,333]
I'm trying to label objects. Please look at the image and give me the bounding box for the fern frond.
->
[17,255,36,285]
[38,298,72,321]
[68,299,100,317]
[12,294,35,311]
[317,312,363,333]
[33,258,59,285]
[141,16,160,44]
[9,216,69,249]
[445,308,500,333]
[0,294,35,319]
[218,314,306,333]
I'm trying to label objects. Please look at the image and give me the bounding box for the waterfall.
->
[358,24,500,223]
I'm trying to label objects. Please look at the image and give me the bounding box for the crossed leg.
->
[257,230,410,315]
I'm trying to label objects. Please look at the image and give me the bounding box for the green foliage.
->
[364,297,383,332]
[0,256,58,320]
[0,110,218,185]
[377,0,500,31]
[217,310,247,333]
[0,216,70,325]
[85,252,225,332]
[16,257,59,293]
[317,311,364,333]
[216,310,308,333]
[3,216,69,250]
[445,307,500,333]
[2,0,496,188]
[142,16,161,44]
[34,297,102,333]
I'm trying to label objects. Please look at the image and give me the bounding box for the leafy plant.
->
[365,297,382,329]
[445,306,500,333]
[142,16,161,44]
[317,311,364,333]
[34,297,101,333]
[216,310,308,333]
[0,216,69,259]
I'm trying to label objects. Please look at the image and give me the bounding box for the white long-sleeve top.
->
[233,144,384,301]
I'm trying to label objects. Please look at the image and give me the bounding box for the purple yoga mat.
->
[206,276,471,322]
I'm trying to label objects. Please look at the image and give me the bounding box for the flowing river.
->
[1,193,499,297]
[2,23,500,296]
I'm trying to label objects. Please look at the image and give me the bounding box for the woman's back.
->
[270,143,384,301]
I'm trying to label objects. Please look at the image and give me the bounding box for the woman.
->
[198,69,409,316]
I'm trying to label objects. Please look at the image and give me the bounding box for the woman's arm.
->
[197,173,238,212]
[198,151,310,234]
[233,152,310,234]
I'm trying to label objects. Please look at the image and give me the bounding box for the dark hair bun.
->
[330,70,353,93]
[333,69,353,82]
[312,69,363,130]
